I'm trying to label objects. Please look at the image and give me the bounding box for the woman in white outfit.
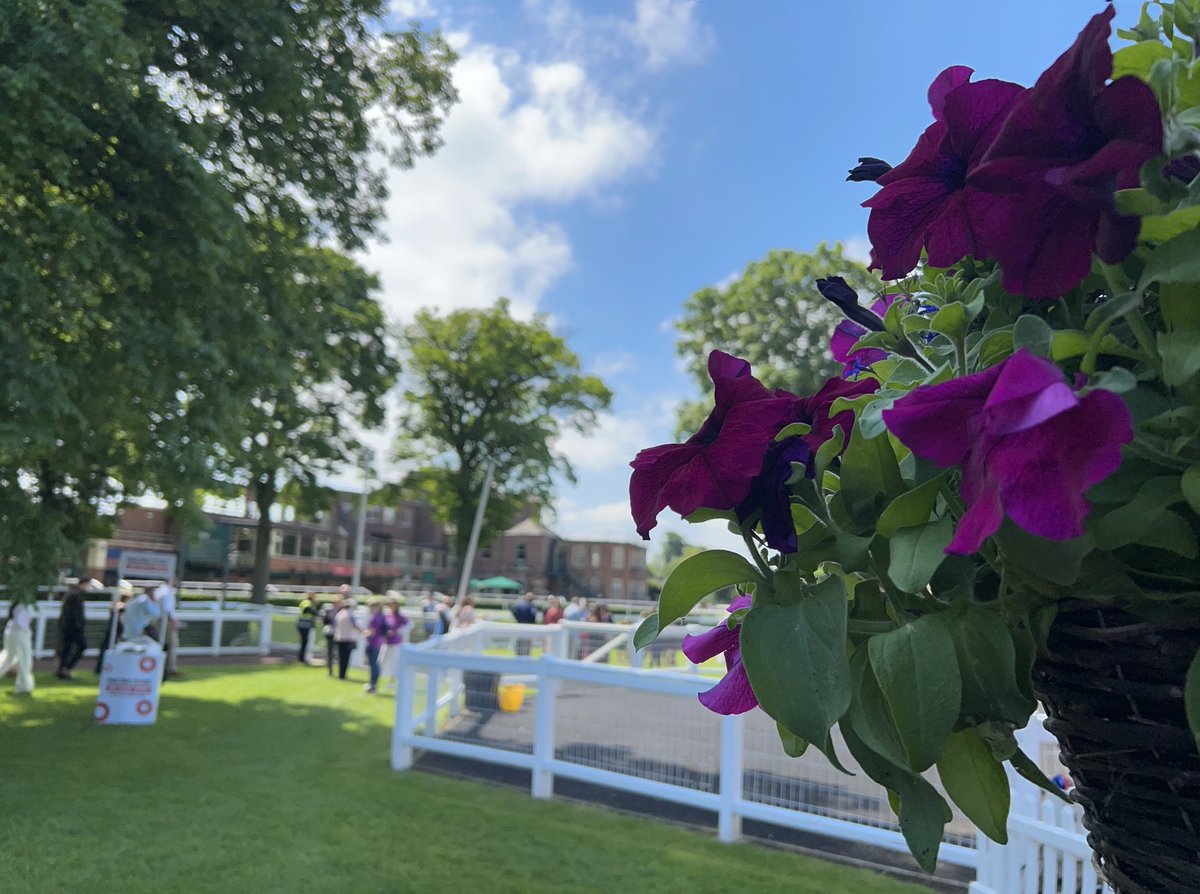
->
[0,601,35,694]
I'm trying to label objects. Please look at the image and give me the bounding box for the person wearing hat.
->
[55,579,92,680]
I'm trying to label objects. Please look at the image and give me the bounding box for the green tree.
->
[214,227,399,603]
[0,1,455,598]
[674,244,878,437]
[396,300,612,569]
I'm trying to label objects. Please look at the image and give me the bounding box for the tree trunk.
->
[251,478,277,604]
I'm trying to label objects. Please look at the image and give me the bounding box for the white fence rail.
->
[392,622,983,868]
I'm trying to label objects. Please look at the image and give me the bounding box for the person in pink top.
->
[378,597,410,691]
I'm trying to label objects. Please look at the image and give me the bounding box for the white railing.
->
[390,622,979,869]
[4,599,276,659]
[970,723,1111,894]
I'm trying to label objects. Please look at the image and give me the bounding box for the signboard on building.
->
[117,549,177,583]
[95,648,163,725]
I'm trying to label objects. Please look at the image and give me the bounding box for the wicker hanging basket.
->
[1032,602,1200,894]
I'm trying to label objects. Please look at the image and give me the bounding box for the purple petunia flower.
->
[882,349,1133,555]
[629,351,798,539]
[831,296,892,376]
[682,595,757,715]
[864,66,1026,280]
[970,7,1163,298]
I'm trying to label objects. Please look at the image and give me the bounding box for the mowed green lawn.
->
[0,664,926,894]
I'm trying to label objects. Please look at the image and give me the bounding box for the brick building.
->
[470,517,649,601]
[90,492,454,591]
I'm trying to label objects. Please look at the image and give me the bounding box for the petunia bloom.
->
[882,349,1132,554]
[831,295,893,377]
[629,351,797,539]
[736,376,879,552]
[682,595,757,714]
[847,157,893,182]
[864,66,1026,279]
[969,7,1163,298]
[816,276,886,333]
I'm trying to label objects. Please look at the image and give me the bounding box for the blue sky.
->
[366,0,1129,554]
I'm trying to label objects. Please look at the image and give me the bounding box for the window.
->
[480,546,491,558]
[395,547,410,566]
[368,539,389,563]
[612,546,624,570]
[571,545,585,568]
[630,550,643,569]
[629,581,644,600]
[281,532,297,556]
[400,507,414,527]
[366,505,382,521]
[314,536,330,559]
[270,530,284,556]
[590,549,601,569]
[516,543,527,561]
[299,534,314,557]
[382,507,396,524]
[610,579,623,600]
[236,536,252,553]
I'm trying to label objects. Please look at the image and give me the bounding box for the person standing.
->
[56,581,89,680]
[296,592,320,664]
[154,577,180,678]
[511,591,537,655]
[323,590,344,676]
[363,600,389,694]
[451,595,477,629]
[542,595,564,626]
[420,590,441,638]
[379,598,410,691]
[333,597,360,680]
[563,597,587,622]
[0,601,35,694]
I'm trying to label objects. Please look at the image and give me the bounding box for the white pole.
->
[454,461,494,612]
[351,487,368,592]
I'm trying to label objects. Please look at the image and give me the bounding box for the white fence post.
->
[532,657,559,800]
[34,603,49,659]
[392,655,418,771]
[212,605,223,657]
[718,712,744,843]
[258,607,272,655]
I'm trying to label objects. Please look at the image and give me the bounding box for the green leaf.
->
[1113,40,1173,81]
[940,609,1036,725]
[1139,226,1200,290]
[887,516,953,593]
[835,533,872,573]
[936,728,1010,844]
[1159,330,1200,385]
[868,617,962,772]
[1050,329,1091,361]
[839,423,904,529]
[1138,510,1199,558]
[877,477,942,537]
[1012,314,1053,357]
[740,576,850,747]
[777,722,809,758]
[1184,465,1200,514]
[1140,204,1200,242]
[682,507,737,525]
[841,725,949,873]
[930,302,966,339]
[774,422,812,441]
[1116,186,1169,216]
[1185,649,1200,754]
[1092,476,1186,551]
[658,550,762,628]
[995,522,1086,587]
[1009,745,1070,802]
[847,650,909,769]
[633,613,660,650]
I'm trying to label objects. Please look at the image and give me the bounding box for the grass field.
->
[0,664,927,894]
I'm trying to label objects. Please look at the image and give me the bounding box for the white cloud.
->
[591,349,637,378]
[391,0,434,18]
[364,40,656,321]
[842,234,873,266]
[625,0,714,71]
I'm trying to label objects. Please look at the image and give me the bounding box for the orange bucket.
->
[497,683,525,712]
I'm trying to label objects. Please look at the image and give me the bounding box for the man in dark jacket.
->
[56,580,91,679]
[511,591,538,655]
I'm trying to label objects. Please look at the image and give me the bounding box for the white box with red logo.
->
[95,646,164,725]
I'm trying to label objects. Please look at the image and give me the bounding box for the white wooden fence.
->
[392,621,1112,890]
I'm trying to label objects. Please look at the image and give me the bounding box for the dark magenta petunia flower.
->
[970,7,1163,298]
[882,349,1132,555]
[629,351,798,539]
[735,376,880,552]
[682,595,757,715]
[864,66,1026,279]
[831,295,892,377]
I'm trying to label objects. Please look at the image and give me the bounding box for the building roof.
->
[504,517,560,539]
